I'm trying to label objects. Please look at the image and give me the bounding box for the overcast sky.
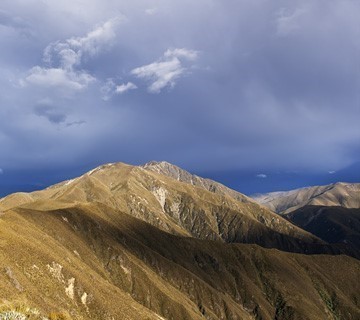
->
[0,0,359,195]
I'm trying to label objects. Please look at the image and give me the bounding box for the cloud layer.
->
[0,0,359,193]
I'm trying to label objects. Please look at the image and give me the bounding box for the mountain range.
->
[252,182,360,258]
[0,161,359,320]
[252,182,360,214]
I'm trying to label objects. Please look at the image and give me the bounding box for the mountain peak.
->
[142,160,182,171]
[2,161,359,319]
[142,160,192,180]
[142,160,255,204]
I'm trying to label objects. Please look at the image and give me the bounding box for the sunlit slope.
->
[0,162,323,254]
[142,161,255,203]
[253,182,360,214]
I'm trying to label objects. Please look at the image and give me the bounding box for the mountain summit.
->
[0,161,321,250]
[142,161,254,203]
[0,161,359,319]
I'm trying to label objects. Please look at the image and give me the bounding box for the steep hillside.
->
[0,162,326,255]
[252,182,360,214]
[285,206,360,256]
[1,201,360,319]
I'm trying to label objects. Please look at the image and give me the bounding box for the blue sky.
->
[0,0,359,196]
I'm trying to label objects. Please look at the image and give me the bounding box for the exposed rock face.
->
[0,161,359,319]
[252,182,360,214]
[142,161,254,203]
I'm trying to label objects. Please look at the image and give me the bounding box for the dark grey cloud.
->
[66,121,86,128]
[0,0,359,192]
[0,10,21,28]
[0,9,30,34]
[34,106,66,124]
[34,103,67,124]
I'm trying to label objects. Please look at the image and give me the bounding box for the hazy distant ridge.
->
[252,182,360,214]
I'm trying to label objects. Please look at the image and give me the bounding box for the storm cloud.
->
[0,0,359,194]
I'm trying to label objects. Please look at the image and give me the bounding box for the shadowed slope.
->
[1,202,359,319]
[285,206,360,257]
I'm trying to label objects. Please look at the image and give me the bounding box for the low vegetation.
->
[0,302,72,320]
[0,162,359,319]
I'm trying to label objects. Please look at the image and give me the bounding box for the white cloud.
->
[43,44,80,70]
[100,78,116,101]
[100,79,137,100]
[131,48,198,93]
[164,48,198,61]
[24,18,120,93]
[328,170,336,174]
[116,82,137,94]
[256,173,267,178]
[25,67,95,92]
[62,17,120,60]
[145,8,158,16]
[276,7,307,36]
[131,59,183,93]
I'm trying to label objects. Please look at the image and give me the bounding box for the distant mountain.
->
[252,182,360,258]
[1,162,360,319]
[252,182,360,214]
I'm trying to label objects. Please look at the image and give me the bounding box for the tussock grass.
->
[0,301,40,320]
[0,301,71,320]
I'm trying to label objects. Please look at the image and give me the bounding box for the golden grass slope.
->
[0,206,163,320]
[0,201,359,319]
[0,162,323,254]
[1,162,360,319]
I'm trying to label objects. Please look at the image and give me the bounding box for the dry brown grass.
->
[0,162,359,319]
[47,312,72,320]
[0,301,41,319]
